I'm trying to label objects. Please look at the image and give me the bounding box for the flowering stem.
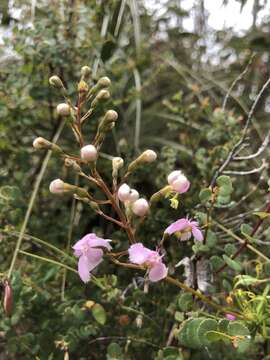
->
[94,170,136,243]
[109,257,243,318]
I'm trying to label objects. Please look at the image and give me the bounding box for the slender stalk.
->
[19,250,77,274]
[8,120,65,279]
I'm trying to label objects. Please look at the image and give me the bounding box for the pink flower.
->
[225,313,236,321]
[164,218,203,241]
[167,170,190,194]
[73,233,112,283]
[128,243,168,282]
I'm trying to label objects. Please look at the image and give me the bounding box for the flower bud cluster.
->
[118,183,149,217]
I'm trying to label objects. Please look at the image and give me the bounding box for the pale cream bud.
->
[104,110,118,123]
[81,66,91,77]
[56,103,70,116]
[80,145,98,162]
[91,89,110,108]
[141,149,157,163]
[49,179,65,194]
[97,76,111,88]
[128,149,157,173]
[118,183,131,202]
[33,137,63,153]
[49,75,64,89]
[112,157,124,170]
[33,137,50,149]
[132,198,149,217]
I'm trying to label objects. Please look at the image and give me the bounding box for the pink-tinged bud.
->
[167,170,182,185]
[128,189,139,203]
[171,174,190,194]
[118,183,131,202]
[132,198,149,217]
[3,281,13,317]
[142,150,157,163]
[80,145,98,162]
[167,170,190,194]
[56,103,70,116]
[49,179,65,194]
[225,313,236,321]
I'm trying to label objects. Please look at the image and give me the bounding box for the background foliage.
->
[1,0,270,359]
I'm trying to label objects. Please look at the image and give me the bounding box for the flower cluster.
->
[36,70,204,287]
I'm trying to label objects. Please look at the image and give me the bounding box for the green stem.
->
[19,250,77,274]
[214,221,270,262]
[8,120,65,279]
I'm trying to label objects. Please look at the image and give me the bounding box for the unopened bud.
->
[97,76,111,88]
[49,179,65,194]
[91,89,110,108]
[56,103,70,116]
[49,178,89,198]
[168,170,190,194]
[98,110,118,134]
[78,79,89,94]
[118,183,131,202]
[49,75,64,89]
[141,150,157,162]
[80,144,98,162]
[128,189,139,203]
[33,137,63,153]
[81,66,91,78]
[112,157,124,170]
[132,198,149,217]
[150,185,172,204]
[128,149,157,173]
[3,280,13,317]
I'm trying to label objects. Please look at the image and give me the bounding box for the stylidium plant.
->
[30,66,242,327]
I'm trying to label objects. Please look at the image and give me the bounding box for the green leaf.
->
[227,321,251,353]
[222,255,243,272]
[210,256,224,271]
[92,304,107,325]
[224,244,236,256]
[216,175,232,188]
[240,223,253,236]
[199,188,212,203]
[197,318,218,346]
[107,342,123,359]
[174,311,184,322]
[217,194,231,205]
[178,292,193,312]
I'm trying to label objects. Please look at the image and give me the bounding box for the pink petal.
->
[192,225,203,241]
[72,237,88,252]
[128,243,151,264]
[88,235,112,251]
[87,248,104,271]
[78,255,91,283]
[164,218,189,235]
[149,262,168,282]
